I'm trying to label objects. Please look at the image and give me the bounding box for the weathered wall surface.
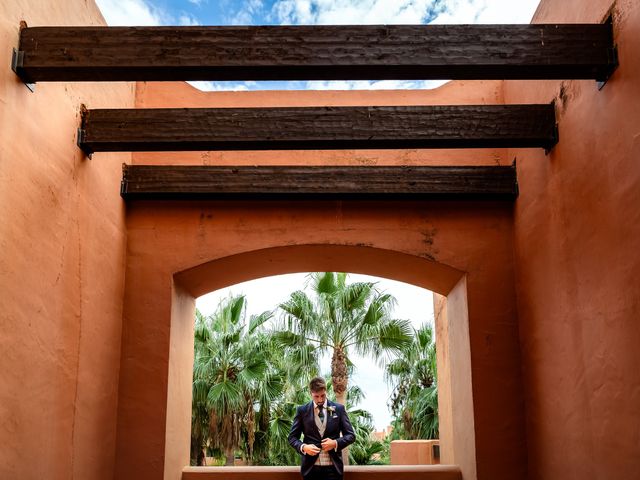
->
[115,83,526,480]
[506,0,640,478]
[133,80,507,167]
[6,0,638,478]
[0,1,135,479]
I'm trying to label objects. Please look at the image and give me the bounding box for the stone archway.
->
[166,245,474,480]
[115,200,524,480]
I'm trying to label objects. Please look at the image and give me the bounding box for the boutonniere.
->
[327,406,337,417]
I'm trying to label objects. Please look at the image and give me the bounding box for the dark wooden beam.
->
[120,164,519,200]
[15,24,617,83]
[79,104,557,154]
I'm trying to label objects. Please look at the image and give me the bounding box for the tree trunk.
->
[331,346,348,404]
[331,346,349,465]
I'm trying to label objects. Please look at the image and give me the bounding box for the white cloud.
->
[432,0,539,24]
[270,0,539,25]
[229,0,265,25]
[95,0,216,28]
[188,81,256,91]
[188,0,206,6]
[188,79,446,91]
[271,0,441,25]
[179,13,201,25]
[95,0,170,26]
[305,79,447,90]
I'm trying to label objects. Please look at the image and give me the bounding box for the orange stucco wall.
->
[2,0,639,479]
[0,2,135,479]
[390,440,441,465]
[110,79,526,480]
[118,207,521,480]
[506,0,640,478]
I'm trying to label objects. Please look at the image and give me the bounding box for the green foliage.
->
[277,272,413,405]
[325,381,386,465]
[385,322,439,440]
[190,273,431,467]
[191,295,283,465]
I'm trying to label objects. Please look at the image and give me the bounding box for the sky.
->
[94,0,541,91]
[92,0,542,430]
[196,273,435,430]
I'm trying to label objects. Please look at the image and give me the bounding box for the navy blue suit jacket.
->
[288,400,356,477]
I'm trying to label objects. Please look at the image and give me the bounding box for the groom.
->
[288,377,356,480]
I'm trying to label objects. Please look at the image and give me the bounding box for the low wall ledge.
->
[183,465,462,480]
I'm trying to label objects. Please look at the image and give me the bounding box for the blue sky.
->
[95,0,541,91]
[96,0,540,26]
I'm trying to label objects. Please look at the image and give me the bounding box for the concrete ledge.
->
[182,465,462,480]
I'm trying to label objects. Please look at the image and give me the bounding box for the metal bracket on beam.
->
[544,124,559,155]
[77,128,92,159]
[11,48,35,92]
[597,45,618,90]
[511,158,520,198]
[120,164,129,196]
[544,101,559,155]
[77,104,93,158]
[597,15,619,90]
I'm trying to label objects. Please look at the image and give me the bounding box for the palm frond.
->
[377,318,413,353]
[207,379,244,412]
[248,310,273,334]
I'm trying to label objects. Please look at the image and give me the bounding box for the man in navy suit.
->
[288,377,356,480]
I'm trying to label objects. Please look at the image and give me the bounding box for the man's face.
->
[311,388,327,405]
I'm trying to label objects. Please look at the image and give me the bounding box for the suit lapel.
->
[325,401,336,432]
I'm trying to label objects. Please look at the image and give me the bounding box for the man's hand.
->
[321,438,338,451]
[303,444,321,456]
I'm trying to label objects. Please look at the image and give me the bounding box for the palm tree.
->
[191,296,283,465]
[263,377,311,466]
[260,336,320,465]
[276,272,413,407]
[340,383,386,465]
[385,321,439,439]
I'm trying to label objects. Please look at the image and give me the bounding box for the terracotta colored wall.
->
[0,1,135,479]
[133,80,507,167]
[11,1,639,479]
[390,440,441,465]
[434,281,476,478]
[114,75,526,480]
[506,0,640,478]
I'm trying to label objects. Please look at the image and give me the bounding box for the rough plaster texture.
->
[3,0,639,479]
[116,75,526,478]
[506,0,640,478]
[133,80,508,167]
[114,81,525,480]
[0,2,135,479]
[109,79,525,480]
[434,281,476,479]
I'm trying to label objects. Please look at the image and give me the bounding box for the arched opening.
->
[166,245,476,479]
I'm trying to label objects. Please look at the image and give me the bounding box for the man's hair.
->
[309,376,327,392]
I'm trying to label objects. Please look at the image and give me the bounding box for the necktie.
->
[317,404,324,421]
